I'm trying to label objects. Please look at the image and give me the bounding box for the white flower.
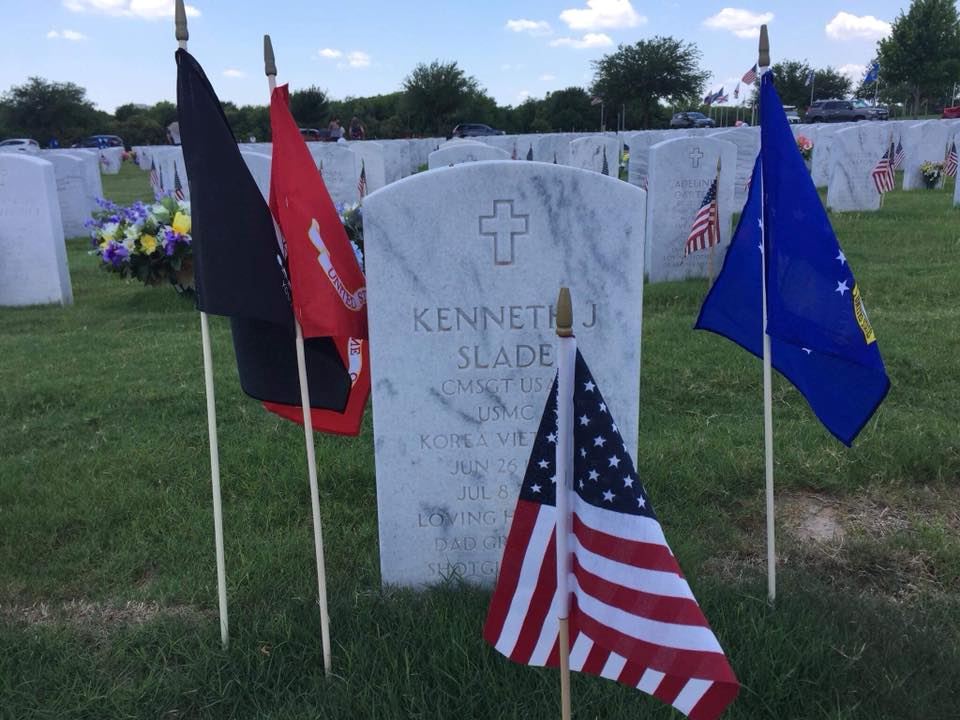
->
[100,222,119,241]
[124,224,142,241]
[123,238,136,252]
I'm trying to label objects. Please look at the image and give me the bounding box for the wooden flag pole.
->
[555,287,576,720]
[758,24,777,604]
[176,0,229,650]
[264,34,333,677]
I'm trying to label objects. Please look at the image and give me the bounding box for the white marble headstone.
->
[43,153,90,238]
[901,120,960,190]
[0,154,73,306]
[308,144,364,207]
[532,134,572,165]
[709,128,760,211]
[568,136,620,176]
[363,161,645,587]
[59,150,103,211]
[98,147,124,174]
[346,141,387,194]
[643,137,737,283]
[826,124,891,212]
[428,143,510,169]
[239,151,272,201]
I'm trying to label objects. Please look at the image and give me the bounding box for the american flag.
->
[945,141,958,178]
[871,148,895,194]
[733,83,740,100]
[149,159,160,194]
[511,143,518,161]
[484,352,739,720]
[684,176,720,257]
[741,64,757,84]
[893,139,905,170]
[357,161,367,199]
[173,165,185,201]
[601,147,609,176]
[526,145,534,161]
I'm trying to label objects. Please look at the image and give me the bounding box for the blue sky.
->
[4,1,925,113]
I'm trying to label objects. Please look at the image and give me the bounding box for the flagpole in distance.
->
[757,24,777,604]
[176,0,230,650]
[708,156,721,285]
[555,287,576,720]
[264,34,333,677]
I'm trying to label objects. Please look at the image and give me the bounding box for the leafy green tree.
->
[877,0,960,115]
[0,77,101,144]
[402,60,481,135]
[590,37,709,129]
[744,61,851,109]
[289,86,330,129]
[542,87,595,131]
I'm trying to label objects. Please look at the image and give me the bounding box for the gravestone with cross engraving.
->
[643,136,737,283]
[363,160,646,587]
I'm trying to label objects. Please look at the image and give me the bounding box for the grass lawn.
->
[0,162,958,719]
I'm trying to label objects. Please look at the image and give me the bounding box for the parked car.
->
[783,105,801,124]
[943,106,960,119]
[450,123,505,138]
[669,111,716,129]
[805,99,888,123]
[0,138,40,153]
[80,134,125,148]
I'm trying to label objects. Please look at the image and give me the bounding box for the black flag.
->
[176,48,350,412]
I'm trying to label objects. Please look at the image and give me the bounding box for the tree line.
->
[2,0,956,146]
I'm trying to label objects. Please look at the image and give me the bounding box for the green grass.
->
[0,162,958,719]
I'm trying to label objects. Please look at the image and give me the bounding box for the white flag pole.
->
[263,34,333,676]
[758,25,777,604]
[554,287,576,720]
[176,0,229,650]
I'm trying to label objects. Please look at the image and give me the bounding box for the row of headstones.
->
[788,119,960,211]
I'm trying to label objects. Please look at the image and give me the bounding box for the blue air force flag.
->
[695,71,890,446]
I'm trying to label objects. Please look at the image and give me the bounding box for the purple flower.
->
[102,241,129,267]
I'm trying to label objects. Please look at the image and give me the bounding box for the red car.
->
[943,106,960,119]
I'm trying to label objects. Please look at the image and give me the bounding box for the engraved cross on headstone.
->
[479,200,529,266]
[689,147,704,168]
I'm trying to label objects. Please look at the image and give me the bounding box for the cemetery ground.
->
[0,163,958,719]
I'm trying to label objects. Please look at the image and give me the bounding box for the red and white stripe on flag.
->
[871,151,895,194]
[484,355,738,720]
[945,143,958,178]
[684,179,720,257]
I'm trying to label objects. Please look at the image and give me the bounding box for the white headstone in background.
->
[624,131,667,190]
[0,154,73,306]
[568,136,620,176]
[382,140,410,184]
[363,161,645,587]
[643,137,737,283]
[346,141,387,194]
[826,124,890,212]
[710,128,760,211]
[239,151,272,201]
[43,153,90,238]
[532,134,572,165]
[60,150,103,211]
[901,120,960,190]
[428,143,510,169]
[308,143,364,206]
[98,147,124,174]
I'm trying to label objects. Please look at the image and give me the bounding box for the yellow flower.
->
[172,212,191,236]
[140,234,158,254]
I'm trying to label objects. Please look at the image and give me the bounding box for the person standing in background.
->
[348,116,365,140]
[328,116,343,140]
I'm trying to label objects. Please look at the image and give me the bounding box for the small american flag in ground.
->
[893,139,905,170]
[601,147,609,176]
[871,148,895,194]
[357,161,367,199]
[945,141,957,178]
[149,159,160,194]
[484,352,739,720]
[741,64,757,84]
[173,166,185,201]
[684,177,720,257]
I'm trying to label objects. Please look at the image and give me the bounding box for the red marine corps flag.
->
[268,83,370,435]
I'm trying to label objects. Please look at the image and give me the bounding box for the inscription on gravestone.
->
[363,161,645,586]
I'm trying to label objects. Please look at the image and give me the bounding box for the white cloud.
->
[825,12,891,41]
[63,0,200,19]
[703,8,773,38]
[518,90,532,102]
[346,51,371,68]
[46,29,87,40]
[838,63,867,83]
[222,68,245,78]
[505,19,552,36]
[540,73,557,81]
[550,32,614,49]
[559,0,645,30]
[318,48,342,59]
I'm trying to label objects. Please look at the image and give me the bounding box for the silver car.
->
[0,138,40,154]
